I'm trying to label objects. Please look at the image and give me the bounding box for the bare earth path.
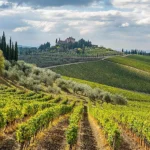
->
[44,56,119,69]
[77,106,98,150]
[35,117,69,150]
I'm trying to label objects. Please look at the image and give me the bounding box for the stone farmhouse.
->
[56,37,75,45]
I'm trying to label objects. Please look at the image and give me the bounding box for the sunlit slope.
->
[107,55,150,73]
[52,60,150,93]
[64,76,150,102]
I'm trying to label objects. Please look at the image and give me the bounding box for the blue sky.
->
[0,0,150,51]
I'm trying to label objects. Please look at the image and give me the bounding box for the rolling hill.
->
[0,54,150,150]
[52,55,150,93]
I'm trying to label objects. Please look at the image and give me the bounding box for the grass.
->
[64,76,150,102]
[107,55,150,73]
[52,60,150,93]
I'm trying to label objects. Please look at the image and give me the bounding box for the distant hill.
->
[52,55,150,93]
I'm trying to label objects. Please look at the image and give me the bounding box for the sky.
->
[0,0,150,51]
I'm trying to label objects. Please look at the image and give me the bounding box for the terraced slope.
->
[1,79,150,150]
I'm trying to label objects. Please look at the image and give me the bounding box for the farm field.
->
[52,58,150,93]
[19,47,120,67]
[64,76,150,102]
[1,0,150,149]
[107,55,150,73]
[0,80,150,150]
[1,54,150,150]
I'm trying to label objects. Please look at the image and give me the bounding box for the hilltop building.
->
[56,37,75,45]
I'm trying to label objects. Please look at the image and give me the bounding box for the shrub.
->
[47,86,61,94]
[112,95,127,105]
[32,84,42,92]
[56,78,69,92]
[102,93,113,103]
[2,70,9,78]
[8,69,19,81]
[4,60,11,70]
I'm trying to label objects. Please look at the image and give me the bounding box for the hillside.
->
[19,47,120,67]
[0,76,150,150]
[52,56,150,93]
[107,55,150,73]
[0,57,150,150]
[64,76,150,102]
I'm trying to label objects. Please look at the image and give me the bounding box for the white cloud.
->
[80,29,90,35]
[13,26,30,32]
[121,22,129,27]
[0,0,150,50]
[136,18,150,25]
[23,20,56,32]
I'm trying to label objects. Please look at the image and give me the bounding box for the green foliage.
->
[95,101,150,146]
[64,77,150,102]
[0,50,4,73]
[2,60,60,92]
[16,104,72,143]
[0,32,18,61]
[88,102,121,149]
[107,55,150,73]
[19,47,120,67]
[52,60,150,93]
[38,42,51,51]
[66,104,83,146]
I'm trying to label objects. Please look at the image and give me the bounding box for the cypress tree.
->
[0,37,2,50]
[8,45,11,60]
[0,32,18,61]
[6,45,9,60]
[11,43,14,60]
[2,32,6,58]
[9,37,11,51]
[15,42,18,61]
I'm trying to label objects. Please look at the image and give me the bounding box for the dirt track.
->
[78,106,98,150]
[35,118,69,150]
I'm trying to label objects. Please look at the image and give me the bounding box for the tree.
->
[0,32,18,61]
[15,42,18,61]
[9,37,11,52]
[38,42,51,51]
[11,43,15,60]
[0,50,4,74]
[2,32,6,58]
[6,45,9,60]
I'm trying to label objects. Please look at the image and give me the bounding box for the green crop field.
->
[64,76,150,102]
[1,57,150,150]
[107,55,150,73]
[52,60,150,93]
[1,83,150,150]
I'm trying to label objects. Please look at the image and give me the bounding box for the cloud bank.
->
[0,0,150,51]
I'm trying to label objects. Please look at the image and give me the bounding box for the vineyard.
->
[0,78,150,150]
[64,77,150,102]
[52,58,150,93]
[107,55,150,73]
[19,47,120,68]
[0,54,150,150]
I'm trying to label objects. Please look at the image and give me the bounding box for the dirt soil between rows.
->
[35,117,69,150]
[78,106,98,150]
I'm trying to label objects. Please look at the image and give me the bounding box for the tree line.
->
[122,48,150,55]
[38,42,51,51]
[0,32,18,61]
